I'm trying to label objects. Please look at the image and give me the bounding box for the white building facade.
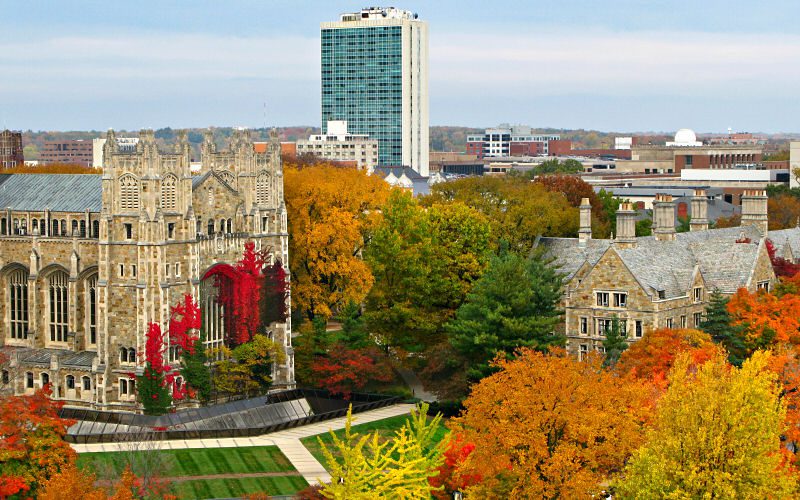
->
[296,121,379,172]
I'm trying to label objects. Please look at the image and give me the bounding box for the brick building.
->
[538,190,798,358]
[0,129,294,410]
[40,139,94,167]
[0,130,24,169]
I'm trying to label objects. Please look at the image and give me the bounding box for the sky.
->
[2,0,800,133]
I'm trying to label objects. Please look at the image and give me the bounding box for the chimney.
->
[741,189,768,235]
[690,189,709,231]
[615,202,637,246]
[653,194,676,241]
[578,197,592,246]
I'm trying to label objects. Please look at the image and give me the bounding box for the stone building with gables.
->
[537,189,800,358]
[0,128,294,410]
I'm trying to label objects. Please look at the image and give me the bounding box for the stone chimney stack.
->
[615,202,637,246]
[741,189,768,235]
[653,193,676,241]
[578,197,592,246]
[690,189,709,232]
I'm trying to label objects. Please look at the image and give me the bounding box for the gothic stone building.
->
[537,190,800,359]
[0,129,294,410]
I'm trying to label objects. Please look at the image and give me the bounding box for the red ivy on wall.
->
[169,294,202,354]
[145,322,170,376]
[766,239,800,277]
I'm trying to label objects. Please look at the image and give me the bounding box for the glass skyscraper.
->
[321,7,429,175]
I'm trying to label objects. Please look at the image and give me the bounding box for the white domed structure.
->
[667,128,702,147]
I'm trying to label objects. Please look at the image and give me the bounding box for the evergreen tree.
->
[602,316,628,367]
[137,323,171,415]
[699,290,747,366]
[180,331,212,404]
[447,247,564,382]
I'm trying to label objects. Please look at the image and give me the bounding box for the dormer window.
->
[693,287,702,302]
[657,290,666,300]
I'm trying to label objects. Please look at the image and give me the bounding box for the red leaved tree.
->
[429,433,482,499]
[766,239,800,278]
[310,343,393,398]
[138,323,172,415]
[169,294,202,354]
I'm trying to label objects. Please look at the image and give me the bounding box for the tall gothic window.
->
[9,269,29,339]
[48,271,69,343]
[120,175,139,210]
[256,171,270,205]
[161,175,178,210]
[86,276,98,345]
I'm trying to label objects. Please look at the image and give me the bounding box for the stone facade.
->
[0,129,294,410]
[539,191,787,359]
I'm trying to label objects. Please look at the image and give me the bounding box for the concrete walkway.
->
[398,368,438,402]
[71,403,416,486]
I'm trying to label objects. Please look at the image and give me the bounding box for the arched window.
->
[86,276,98,345]
[40,372,49,387]
[161,175,178,210]
[226,218,232,234]
[82,376,91,391]
[39,219,45,234]
[256,171,270,205]
[48,271,69,342]
[219,218,226,233]
[119,175,139,210]
[60,220,66,236]
[175,376,183,390]
[120,347,128,363]
[0,218,5,234]
[25,372,33,388]
[32,219,38,233]
[92,220,99,238]
[207,220,214,236]
[52,220,59,236]
[9,268,29,340]
[13,219,19,234]
[65,375,75,389]
[128,348,136,363]
[79,220,86,237]
[71,220,78,236]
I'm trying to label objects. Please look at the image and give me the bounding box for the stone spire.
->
[690,189,709,232]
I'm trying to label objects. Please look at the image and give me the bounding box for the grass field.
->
[173,476,309,499]
[77,446,296,476]
[300,413,450,470]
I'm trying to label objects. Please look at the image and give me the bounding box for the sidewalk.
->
[71,403,415,486]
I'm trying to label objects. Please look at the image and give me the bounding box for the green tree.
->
[602,316,628,367]
[529,158,584,176]
[319,403,446,499]
[293,317,327,386]
[447,247,564,383]
[596,189,622,235]
[138,364,171,416]
[180,331,212,404]
[699,290,747,366]
[615,351,797,499]
[213,334,286,397]
[676,215,691,233]
[635,216,652,236]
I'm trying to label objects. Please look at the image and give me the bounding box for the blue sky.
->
[2,0,800,133]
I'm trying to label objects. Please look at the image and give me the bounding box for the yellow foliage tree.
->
[451,349,651,499]
[283,164,390,319]
[319,403,446,499]
[616,350,797,499]
[36,464,107,500]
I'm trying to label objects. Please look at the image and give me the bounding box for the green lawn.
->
[78,446,295,476]
[300,413,450,470]
[174,476,309,499]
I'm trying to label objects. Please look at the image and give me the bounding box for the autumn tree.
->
[727,287,800,350]
[451,349,651,499]
[284,164,390,319]
[319,403,446,499]
[616,351,797,499]
[0,387,76,497]
[37,464,108,500]
[533,174,612,237]
[261,259,289,325]
[137,323,172,415]
[423,176,578,253]
[616,328,719,387]
[213,334,285,397]
[768,193,800,231]
[364,192,493,354]
[768,343,800,453]
[447,248,564,383]
[766,238,800,277]
[601,316,628,367]
[428,434,481,499]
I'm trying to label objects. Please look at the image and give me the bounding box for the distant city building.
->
[0,130,24,169]
[92,137,139,168]
[466,125,560,158]
[620,129,763,174]
[40,139,93,167]
[614,137,634,150]
[321,7,429,175]
[296,121,379,172]
[790,141,800,188]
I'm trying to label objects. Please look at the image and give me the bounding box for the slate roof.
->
[15,348,97,369]
[191,171,237,193]
[767,227,800,259]
[539,225,766,298]
[0,174,102,212]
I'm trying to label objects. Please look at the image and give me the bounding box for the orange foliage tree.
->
[37,464,108,500]
[450,349,651,498]
[533,174,612,238]
[616,328,719,388]
[768,343,800,453]
[727,287,800,349]
[284,164,390,319]
[2,162,100,174]
[0,387,76,497]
